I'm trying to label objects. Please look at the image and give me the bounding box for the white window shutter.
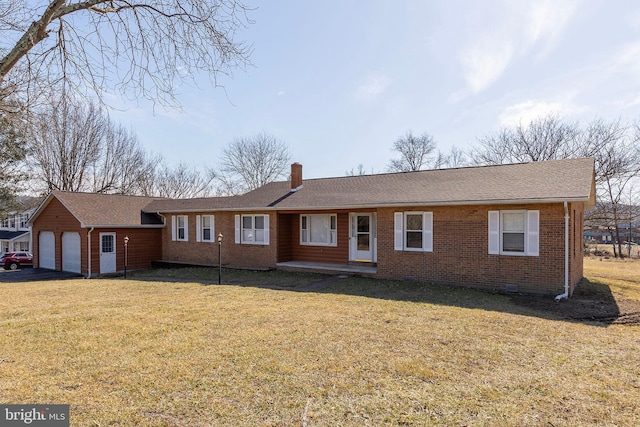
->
[394,212,403,251]
[171,216,177,241]
[527,210,540,256]
[423,212,433,252]
[184,216,189,242]
[196,215,201,242]
[263,215,270,245]
[211,215,215,241]
[488,211,499,254]
[235,215,240,244]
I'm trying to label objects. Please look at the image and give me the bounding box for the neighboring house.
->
[585,226,640,244]
[28,191,165,276]
[29,158,596,298]
[0,208,35,254]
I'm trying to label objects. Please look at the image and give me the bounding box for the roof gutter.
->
[87,227,94,279]
[79,224,165,229]
[145,197,593,214]
[555,202,570,301]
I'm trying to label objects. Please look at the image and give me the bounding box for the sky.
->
[109,0,640,180]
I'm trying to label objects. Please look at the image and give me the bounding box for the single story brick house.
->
[29,191,164,276]
[29,158,595,298]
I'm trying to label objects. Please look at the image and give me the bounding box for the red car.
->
[3,252,34,270]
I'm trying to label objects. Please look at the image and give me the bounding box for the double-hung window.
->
[235,214,270,245]
[19,214,28,229]
[300,214,337,246]
[171,215,189,241]
[394,212,433,252]
[488,210,539,256]
[196,215,215,242]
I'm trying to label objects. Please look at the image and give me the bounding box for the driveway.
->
[0,268,83,282]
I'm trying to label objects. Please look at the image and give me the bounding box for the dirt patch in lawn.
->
[509,278,640,325]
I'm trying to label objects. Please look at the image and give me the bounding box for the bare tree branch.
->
[218,132,291,194]
[0,0,253,109]
[387,131,437,172]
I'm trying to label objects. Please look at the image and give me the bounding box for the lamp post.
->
[217,233,223,284]
[124,235,129,278]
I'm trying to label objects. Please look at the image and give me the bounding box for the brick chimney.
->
[290,162,303,190]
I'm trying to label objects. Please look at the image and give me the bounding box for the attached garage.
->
[62,232,81,273]
[39,231,55,270]
[29,191,164,277]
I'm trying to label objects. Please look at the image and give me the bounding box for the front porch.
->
[276,261,377,275]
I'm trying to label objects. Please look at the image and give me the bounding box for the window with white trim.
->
[488,210,539,256]
[300,214,337,246]
[237,214,269,245]
[196,215,215,242]
[19,214,29,229]
[394,212,433,252]
[176,215,188,241]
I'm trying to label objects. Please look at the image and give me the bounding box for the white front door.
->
[350,213,375,262]
[99,233,116,274]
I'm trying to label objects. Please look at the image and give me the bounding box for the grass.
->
[0,261,639,426]
[583,256,640,301]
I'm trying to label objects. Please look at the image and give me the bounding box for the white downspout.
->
[87,227,94,278]
[555,202,570,301]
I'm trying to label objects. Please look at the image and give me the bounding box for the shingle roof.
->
[145,157,596,213]
[0,230,29,240]
[32,191,165,227]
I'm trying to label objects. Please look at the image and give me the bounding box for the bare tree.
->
[470,113,640,258]
[0,0,252,110]
[145,162,218,198]
[434,146,468,169]
[471,115,580,165]
[218,132,291,194]
[580,119,640,257]
[346,164,368,176]
[27,96,157,194]
[0,110,27,215]
[387,131,437,172]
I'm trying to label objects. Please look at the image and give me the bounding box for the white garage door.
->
[62,232,81,273]
[39,231,55,270]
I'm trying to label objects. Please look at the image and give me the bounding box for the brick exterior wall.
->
[376,202,580,296]
[32,197,162,276]
[161,211,277,269]
[32,197,83,271]
[569,202,584,295]
[160,201,585,296]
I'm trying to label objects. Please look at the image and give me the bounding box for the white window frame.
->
[236,214,270,245]
[196,215,215,243]
[175,215,188,241]
[394,211,433,252]
[19,213,29,229]
[300,214,337,246]
[488,210,539,256]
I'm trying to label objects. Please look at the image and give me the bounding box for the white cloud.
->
[355,73,391,101]
[456,0,581,97]
[460,41,514,94]
[526,0,580,55]
[498,100,576,127]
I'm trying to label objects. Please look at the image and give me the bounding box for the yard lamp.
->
[124,235,129,279]
[217,233,223,285]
